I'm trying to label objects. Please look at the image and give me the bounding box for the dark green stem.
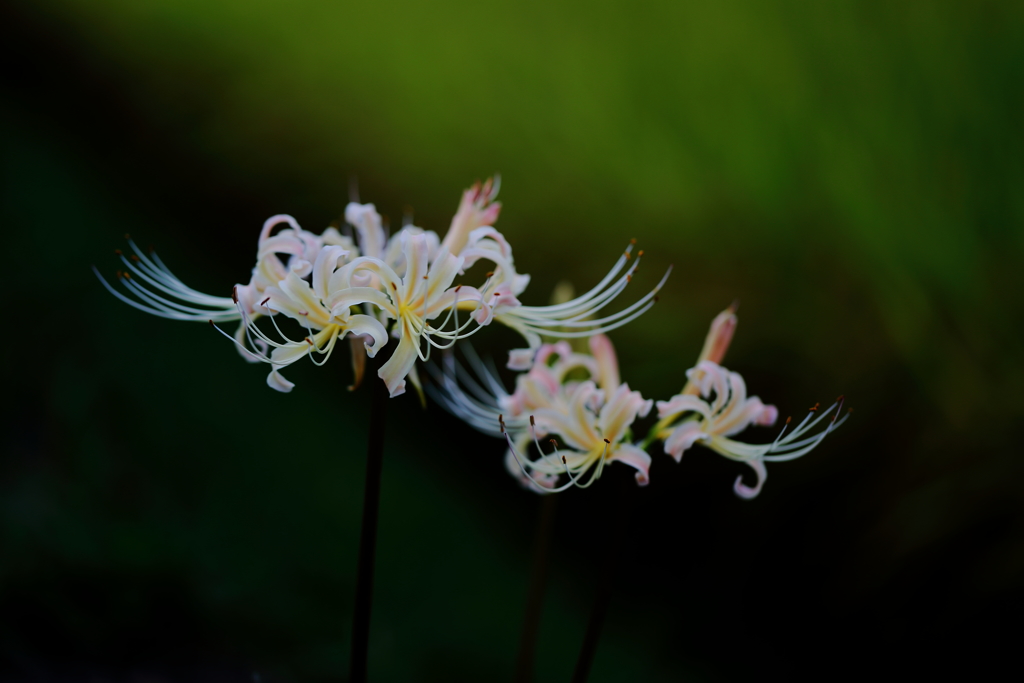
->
[349,353,388,683]
[514,494,559,683]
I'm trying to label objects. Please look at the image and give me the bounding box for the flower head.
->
[425,334,653,493]
[97,178,667,399]
[653,307,848,498]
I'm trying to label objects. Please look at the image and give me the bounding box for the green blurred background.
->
[3,1,1022,680]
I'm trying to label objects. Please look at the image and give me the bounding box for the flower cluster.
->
[429,305,848,498]
[95,178,669,398]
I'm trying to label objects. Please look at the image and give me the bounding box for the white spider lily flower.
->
[656,360,848,499]
[502,378,653,493]
[211,245,388,392]
[328,232,487,398]
[502,334,652,491]
[426,335,653,492]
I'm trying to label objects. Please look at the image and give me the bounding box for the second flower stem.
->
[571,474,638,683]
[349,352,389,683]
[514,493,559,683]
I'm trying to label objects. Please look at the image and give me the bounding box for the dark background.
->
[2,1,1022,681]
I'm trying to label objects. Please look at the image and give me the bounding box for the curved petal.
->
[656,394,712,421]
[424,249,464,308]
[332,256,402,296]
[401,232,431,302]
[312,245,349,302]
[259,214,302,244]
[588,334,620,392]
[346,202,386,260]
[609,443,653,486]
[598,383,650,444]
[344,314,388,358]
[329,286,395,318]
[733,458,767,499]
[270,272,330,328]
[267,369,295,393]
[663,421,707,462]
[378,324,419,397]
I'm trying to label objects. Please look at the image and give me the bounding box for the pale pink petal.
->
[756,402,779,426]
[696,304,737,366]
[656,394,712,420]
[609,444,653,486]
[663,422,707,462]
[588,334,620,391]
[440,178,502,256]
[734,458,767,499]
[598,383,649,444]
[508,347,536,371]
[267,369,295,393]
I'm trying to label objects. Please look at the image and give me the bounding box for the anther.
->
[260,297,270,306]
[485,271,494,278]
[603,438,610,444]
[231,286,239,304]
[550,439,558,448]
[114,249,123,255]
[530,415,535,426]
[630,238,637,245]
[654,295,660,303]
[305,337,313,345]
[123,271,131,279]
[130,255,140,262]
[785,416,792,424]
[423,275,428,280]
[124,233,131,240]
[836,395,845,402]
[637,250,644,257]
[624,251,631,260]
[626,274,632,283]
[298,310,308,316]
[208,320,215,326]
[561,455,567,464]
[116,270,123,279]
[455,285,462,292]
[391,282,398,291]
[809,402,820,412]
[148,245,155,254]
